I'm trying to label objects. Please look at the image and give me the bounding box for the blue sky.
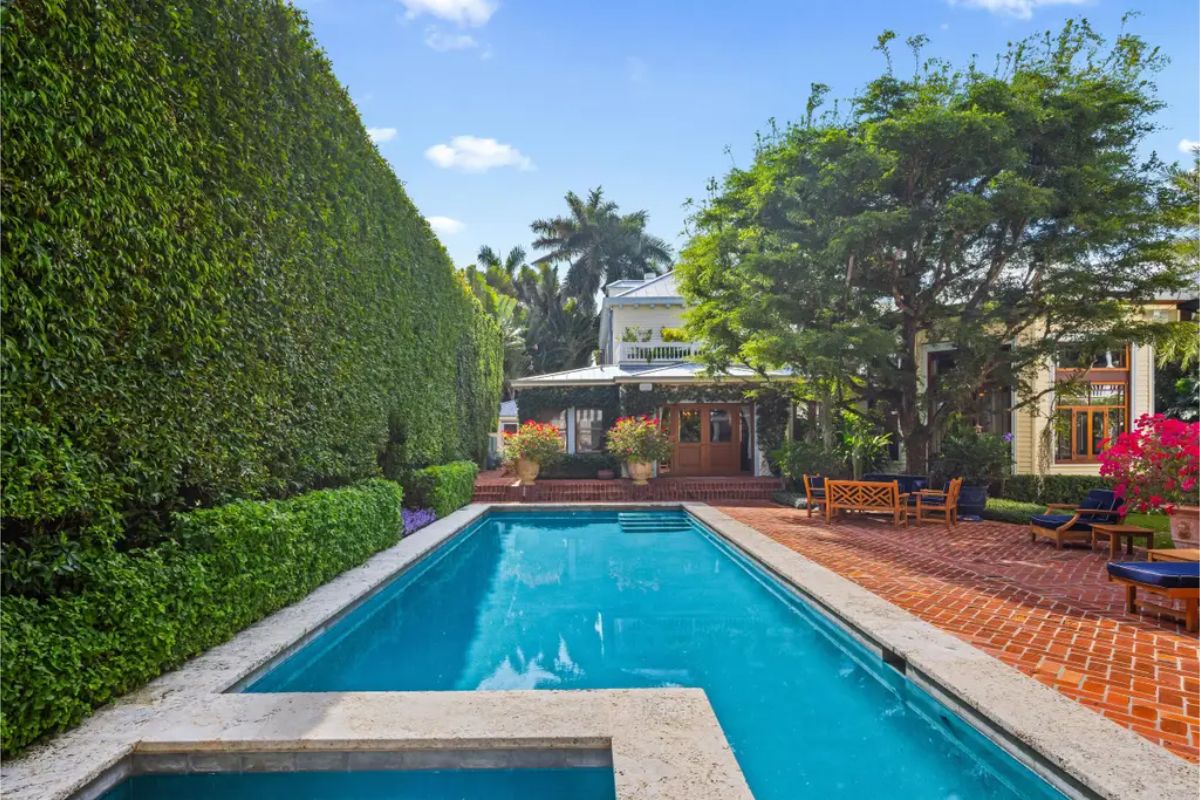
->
[294,0,1199,269]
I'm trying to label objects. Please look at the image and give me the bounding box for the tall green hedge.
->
[0,1,501,552]
[401,460,478,518]
[0,479,404,754]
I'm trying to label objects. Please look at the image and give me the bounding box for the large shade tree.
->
[531,187,673,310]
[678,21,1192,471]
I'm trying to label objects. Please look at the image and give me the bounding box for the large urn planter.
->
[516,458,541,486]
[1170,505,1200,549]
[957,484,989,521]
[627,461,654,486]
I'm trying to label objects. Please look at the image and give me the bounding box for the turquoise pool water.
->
[248,511,1064,800]
[100,768,615,799]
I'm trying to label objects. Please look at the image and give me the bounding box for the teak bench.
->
[825,480,908,527]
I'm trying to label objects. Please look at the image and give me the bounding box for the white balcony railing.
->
[615,340,701,364]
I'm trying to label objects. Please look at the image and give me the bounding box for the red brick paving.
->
[712,502,1200,763]
[473,470,781,503]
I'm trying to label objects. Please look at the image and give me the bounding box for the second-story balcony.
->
[615,339,701,364]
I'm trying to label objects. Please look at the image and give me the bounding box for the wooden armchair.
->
[802,474,826,518]
[913,478,963,529]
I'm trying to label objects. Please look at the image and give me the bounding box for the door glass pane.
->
[1090,410,1106,456]
[574,408,604,453]
[1055,410,1073,460]
[678,409,701,443]
[1106,409,1125,449]
[1089,383,1125,406]
[709,409,733,443]
[1074,412,1087,456]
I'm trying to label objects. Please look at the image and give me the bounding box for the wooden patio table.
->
[1149,548,1200,563]
[1090,523,1155,561]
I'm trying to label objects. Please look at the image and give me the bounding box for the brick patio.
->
[473,469,781,503]
[712,502,1200,763]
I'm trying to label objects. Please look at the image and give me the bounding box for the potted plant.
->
[1099,413,1200,548]
[503,420,564,486]
[606,415,674,485]
[930,421,1012,520]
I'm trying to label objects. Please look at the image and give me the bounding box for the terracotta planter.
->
[1170,505,1200,549]
[516,458,540,486]
[627,461,654,486]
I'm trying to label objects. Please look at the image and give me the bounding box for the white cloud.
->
[948,0,1088,20]
[424,27,478,51]
[398,0,496,26]
[426,216,465,235]
[367,127,397,143]
[424,135,534,172]
[1179,138,1200,155]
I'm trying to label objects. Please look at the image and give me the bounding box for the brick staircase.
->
[472,474,781,503]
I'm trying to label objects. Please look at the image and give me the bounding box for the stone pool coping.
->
[2,501,1194,800]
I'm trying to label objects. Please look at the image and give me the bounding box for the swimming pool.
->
[247,510,1064,800]
[99,768,616,799]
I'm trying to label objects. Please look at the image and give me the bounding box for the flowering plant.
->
[402,508,437,536]
[606,415,674,463]
[503,420,564,464]
[1098,413,1200,515]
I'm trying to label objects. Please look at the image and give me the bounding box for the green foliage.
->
[0,480,403,754]
[677,20,1188,473]
[516,387,622,432]
[401,461,478,518]
[932,421,1012,486]
[769,440,849,487]
[994,474,1112,505]
[606,416,674,463]
[531,187,672,310]
[539,453,621,479]
[1,1,501,555]
[982,498,1045,525]
[841,413,892,480]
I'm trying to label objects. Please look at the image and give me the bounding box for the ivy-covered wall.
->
[0,0,502,550]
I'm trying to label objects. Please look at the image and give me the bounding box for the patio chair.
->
[1106,561,1200,632]
[1028,489,1121,549]
[802,474,826,519]
[913,478,963,529]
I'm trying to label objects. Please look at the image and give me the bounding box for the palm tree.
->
[476,245,527,298]
[530,187,672,309]
[522,264,597,373]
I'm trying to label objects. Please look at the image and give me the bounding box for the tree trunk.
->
[897,313,930,474]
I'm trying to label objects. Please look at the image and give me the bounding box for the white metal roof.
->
[511,360,790,388]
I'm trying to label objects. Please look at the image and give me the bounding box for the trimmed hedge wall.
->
[993,475,1112,505]
[1,1,501,552]
[401,461,479,518]
[539,452,621,479]
[0,479,404,754]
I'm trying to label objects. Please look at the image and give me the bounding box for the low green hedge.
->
[402,461,478,518]
[539,453,621,479]
[0,479,403,754]
[983,498,1045,525]
[993,475,1111,505]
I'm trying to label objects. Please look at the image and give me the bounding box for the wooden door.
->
[666,404,743,476]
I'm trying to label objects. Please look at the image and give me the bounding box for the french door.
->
[665,404,744,476]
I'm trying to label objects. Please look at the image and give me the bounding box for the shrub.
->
[401,461,478,518]
[504,422,564,465]
[1,1,501,555]
[1098,413,1200,514]
[931,421,1012,485]
[994,475,1112,505]
[402,508,438,536]
[772,491,806,509]
[0,480,403,754]
[983,498,1045,525]
[606,416,674,463]
[539,453,622,479]
[768,440,848,487]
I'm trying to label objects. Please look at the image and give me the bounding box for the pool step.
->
[617,513,693,533]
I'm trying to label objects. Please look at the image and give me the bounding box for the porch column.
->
[565,406,576,454]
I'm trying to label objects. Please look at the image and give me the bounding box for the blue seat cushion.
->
[1031,513,1092,531]
[919,494,947,506]
[810,489,825,499]
[1107,561,1200,590]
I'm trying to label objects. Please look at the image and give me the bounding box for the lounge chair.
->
[802,474,826,518]
[1107,561,1200,632]
[913,478,963,529]
[1029,489,1121,549]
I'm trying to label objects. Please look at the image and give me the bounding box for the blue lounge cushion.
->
[1031,513,1092,531]
[1107,561,1200,590]
[1078,489,1121,524]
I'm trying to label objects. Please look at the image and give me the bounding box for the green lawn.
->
[984,499,1175,549]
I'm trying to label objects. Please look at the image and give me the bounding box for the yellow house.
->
[918,299,1191,476]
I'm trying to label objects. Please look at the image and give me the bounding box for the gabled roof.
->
[610,271,681,302]
[511,360,791,389]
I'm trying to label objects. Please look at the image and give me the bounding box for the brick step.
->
[472,477,781,504]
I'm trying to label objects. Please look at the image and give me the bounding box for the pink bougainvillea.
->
[1098,413,1200,515]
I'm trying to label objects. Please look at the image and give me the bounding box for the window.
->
[1055,382,1127,461]
[709,409,733,443]
[501,422,519,435]
[1056,345,1129,370]
[678,409,701,442]
[574,408,605,453]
